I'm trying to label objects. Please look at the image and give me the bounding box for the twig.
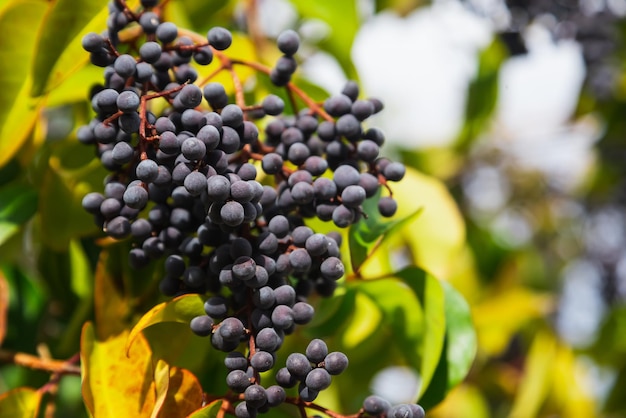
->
[0,349,81,375]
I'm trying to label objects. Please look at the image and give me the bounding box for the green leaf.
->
[0,182,38,246]
[186,400,223,418]
[38,144,107,250]
[69,239,93,298]
[347,268,449,400]
[417,282,477,409]
[290,0,360,77]
[306,288,357,337]
[126,295,205,355]
[441,281,476,387]
[456,39,505,151]
[394,267,447,397]
[0,387,42,418]
[30,0,109,96]
[0,0,48,168]
[349,191,422,272]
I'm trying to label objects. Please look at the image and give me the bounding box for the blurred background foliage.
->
[1,0,626,417]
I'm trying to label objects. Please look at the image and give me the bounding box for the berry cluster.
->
[362,395,425,418]
[79,0,421,416]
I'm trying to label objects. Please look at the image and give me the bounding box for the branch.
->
[0,350,81,375]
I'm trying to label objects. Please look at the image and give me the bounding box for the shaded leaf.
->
[306,288,357,337]
[0,272,7,346]
[0,0,48,168]
[349,189,422,273]
[0,182,38,247]
[93,249,134,339]
[38,150,105,250]
[158,367,204,417]
[126,294,205,355]
[1,265,46,351]
[30,0,108,96]
[352,277,430,391]
[0,387,42,418]
[80,322,156,417]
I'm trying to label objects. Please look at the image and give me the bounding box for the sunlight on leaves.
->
[126,294,205,355]
[0,387,42,418]
[472,287,553,356]
[81,322,156,417]
[30,0,108,96]
[0,0,47,168]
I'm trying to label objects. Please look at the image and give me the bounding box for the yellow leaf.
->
[151,360,170,418]
[472,287,553,356]
[0,0,48,168]
[359,167,465,281]
[93,249,133,339]
[550,343,596,418]
[509,329,556,418]
[125,294,204,355]
[80,322,156,417]
[427,384,490,418]
[0,387,42,418]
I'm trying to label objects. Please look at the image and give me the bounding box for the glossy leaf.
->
[0,183,38,246]
[0,0,47,168]
[0,387,42,418]
[351,278,427,388]
[30,0,108,96]
[394,267,447,397]
[80,322,156,417]
[416,281,477,409]
[441,281,477,388]
[126,294,205,355]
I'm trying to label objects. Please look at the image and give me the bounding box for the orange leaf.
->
[0,387,42,418]
[156,367,204,417]
[80,322,157,417]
